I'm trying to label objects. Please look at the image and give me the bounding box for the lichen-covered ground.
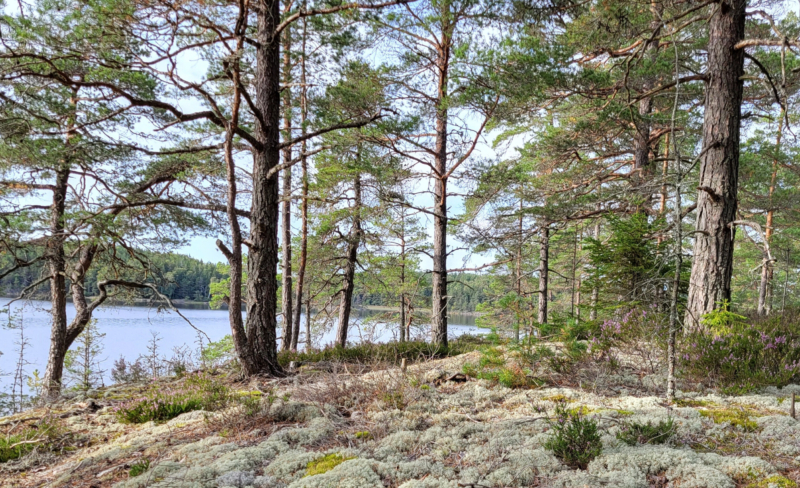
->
[2,351,799,488]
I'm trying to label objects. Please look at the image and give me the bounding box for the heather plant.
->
[113,373,232,424]
[128,459,150,477]
[462,344,534,388]
[616,418,676,446]
[683,307,800,393]
[543,403,603,469]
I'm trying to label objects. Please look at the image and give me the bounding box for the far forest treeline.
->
[0,251,492,312]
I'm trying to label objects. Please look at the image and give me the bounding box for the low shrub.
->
[543,403,603,469]
[304,453,354,477]
[462,346,535,388]
[682,306,800,393]
[616,418,675,445]
[113,373,232,424]
[0,417,61,463]
[128,459,150,477]
[278,338,486,367]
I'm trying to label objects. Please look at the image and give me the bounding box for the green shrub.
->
[682,306,800,392]
[128,459,150,477]
[616,418,675,445]
[200,335,236,367]
[278,338,485,367]
[0,418,61,463]
[113,373,232,424]
[544,403,603,469]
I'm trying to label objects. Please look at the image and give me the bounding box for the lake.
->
[0,298,482,392]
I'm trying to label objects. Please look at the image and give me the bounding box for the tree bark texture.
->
[280,26,293,351]
[42,166,70,400]
[242,0,285,376]
[685,0,746,328]
[430,17,451,346]
[336,172,362,347]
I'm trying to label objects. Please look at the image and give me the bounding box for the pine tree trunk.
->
[241,0,285,376]
[217,42,253,374]
[280,26,293,351]
[430,12,451,347]
[759,114,782,316]
[42,165,70,400]
[399,212,407,342]
[685,0,746,329]
[291,23,308,350]
[538,223,549,326]
[336,172,362,347]
[590,214,600,321]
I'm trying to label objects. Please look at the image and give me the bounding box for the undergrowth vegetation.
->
[543,402,603,469]
[278,336,486,367]
[0,416,62,463]
[683,307,800,393]
[616,418,676,445]
[113,373,236,423]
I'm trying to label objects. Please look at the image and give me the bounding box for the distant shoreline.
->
[1,297,484,316]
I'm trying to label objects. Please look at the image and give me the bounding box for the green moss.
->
[614,409,634,416]
[699,408,759,432]
[675,398,716,408]
[566,406,594,416]
[304,453,354,477]
[543,394,575,403]
[745,475,797,488]
[354,431,372,440]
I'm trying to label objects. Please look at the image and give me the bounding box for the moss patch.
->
[675,398,716,408]
[304,453,354,477]
[699,407,759,432]
[745,475,797,488]
[543,394,575,403]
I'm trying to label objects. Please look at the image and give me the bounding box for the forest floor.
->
[1,345,799,488]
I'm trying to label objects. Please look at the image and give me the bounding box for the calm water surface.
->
[0,299,481,390]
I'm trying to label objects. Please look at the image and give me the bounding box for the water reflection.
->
[0,299,481,389]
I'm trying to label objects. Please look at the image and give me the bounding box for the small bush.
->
[616,418,675,445]
[304,453,354,477]
[113,373,232,424]
[544,403,603,469]
[128,459,150,477]
[462,346,535,388]
[111,356,148,384]
[0,417,61,463]
[278,338,485,367]
[682,307,800,392]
